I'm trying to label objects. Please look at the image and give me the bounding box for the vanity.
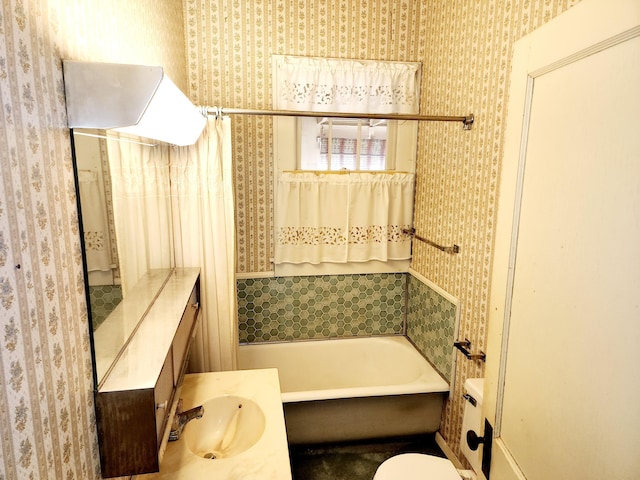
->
[70,129,291,478]
[67,62,291,479]
[95,268,200,478]
[93,268,292,479]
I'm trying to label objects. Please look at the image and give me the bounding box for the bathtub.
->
[237,335,449,444]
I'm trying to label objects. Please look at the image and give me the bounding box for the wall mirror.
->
[71,129,175,386]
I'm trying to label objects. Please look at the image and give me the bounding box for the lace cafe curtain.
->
[274,172,415,265]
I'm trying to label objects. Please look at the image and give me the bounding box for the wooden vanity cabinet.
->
[95,269,200,478]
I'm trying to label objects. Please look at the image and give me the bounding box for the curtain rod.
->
[203,106,474,130]
[283,170,411,175]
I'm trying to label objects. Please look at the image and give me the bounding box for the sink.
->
[152,370,291,479]
[182,395,266,460]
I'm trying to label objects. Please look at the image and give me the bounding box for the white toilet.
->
[374,378,485,480]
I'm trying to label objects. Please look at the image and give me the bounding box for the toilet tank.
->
[460,378,484,473]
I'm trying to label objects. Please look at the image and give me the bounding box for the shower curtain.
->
[106,137,173,295]
[171,116,237,372]
[77,169,112,273]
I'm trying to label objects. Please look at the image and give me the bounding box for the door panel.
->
[485,1,640,478]
[501,34,640,480]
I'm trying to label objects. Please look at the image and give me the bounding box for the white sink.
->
[183,395,266,459]
[143,369,291,480]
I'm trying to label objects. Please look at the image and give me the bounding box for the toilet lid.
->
[373,453,461,480]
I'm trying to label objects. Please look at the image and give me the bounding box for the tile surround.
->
[88,285,123,330]
[236,271,457,388]
[406,274,457,383]
[238,274,405,343]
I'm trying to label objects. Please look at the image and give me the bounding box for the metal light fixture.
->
[63,61,206,146]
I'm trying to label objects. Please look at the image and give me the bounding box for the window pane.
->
[359,138,387,170]
[299,117,389,171]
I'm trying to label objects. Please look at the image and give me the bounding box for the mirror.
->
[72,130,175,386]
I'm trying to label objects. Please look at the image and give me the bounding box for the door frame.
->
[483,0,640,478]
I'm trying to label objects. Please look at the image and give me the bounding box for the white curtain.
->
[273,55,421,114]
[171,116,237,372]
[275,172,414,264]
[77,170,111,273]
[106,137,173,295]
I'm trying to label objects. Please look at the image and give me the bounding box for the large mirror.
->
[72,129,175,386]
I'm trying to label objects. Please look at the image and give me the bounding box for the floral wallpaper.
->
[0,0,186,478]
[0,1,584,478]
[413,0,580,457]
[184,0,581,460]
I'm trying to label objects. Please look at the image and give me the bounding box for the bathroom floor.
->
[289,434,446,480]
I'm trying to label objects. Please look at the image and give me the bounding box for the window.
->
[272,55,420,173]
[271,55,419,275]
[298,117,391,171]
[281,116,416,174]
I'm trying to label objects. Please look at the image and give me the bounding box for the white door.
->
[485,1,640,479]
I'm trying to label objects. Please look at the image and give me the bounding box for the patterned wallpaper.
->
[184,0,581,459]
[184,0,428,274]
[413,0,580,457]
[0,1,584,478]
[0,0,186,478]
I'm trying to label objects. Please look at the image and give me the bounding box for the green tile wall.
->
[406,274,457,382]
[237,274,405,343]
[89,285,123,330]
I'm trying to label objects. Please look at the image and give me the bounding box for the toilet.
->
[374,378,485,480]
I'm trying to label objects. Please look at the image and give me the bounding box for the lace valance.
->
[273,55,421,114]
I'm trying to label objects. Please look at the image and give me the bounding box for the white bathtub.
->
[237,335,449,444]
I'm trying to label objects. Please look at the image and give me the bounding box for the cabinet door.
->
[155,353,174,444]
[172,286,200,385]
[95,389,159,477]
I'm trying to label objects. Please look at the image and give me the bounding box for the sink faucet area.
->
[136,368,291,479]
[183,395,266,460]
[169,402,205,441]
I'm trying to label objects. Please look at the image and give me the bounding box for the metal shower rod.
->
[204,106,474,130]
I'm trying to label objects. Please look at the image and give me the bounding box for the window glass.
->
[298,117,391,171]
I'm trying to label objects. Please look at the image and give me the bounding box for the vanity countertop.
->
[93,267,175,383]
[137,368,292,480]
[99,268,200,392]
